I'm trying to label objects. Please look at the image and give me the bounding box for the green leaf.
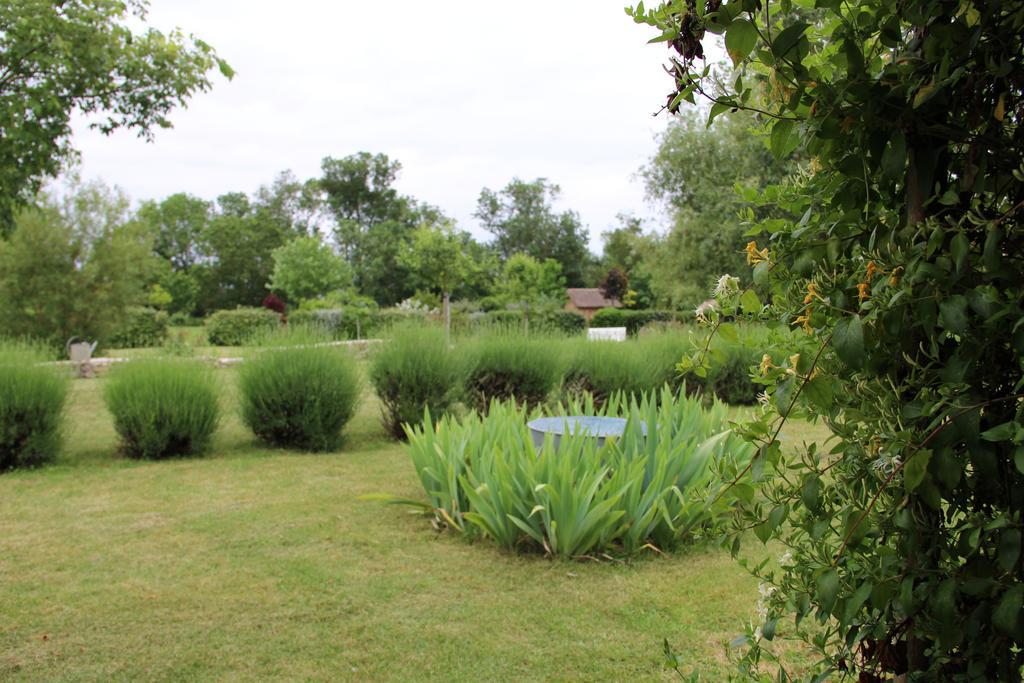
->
[903,448,932,492]
[817,569,840,614]
[938,295,969,334]
[740,289,762,314]
[981,421,1016,442]
[1015,446,1024,474]
[951,233,970,273]
[833,316,865,369]
[771,21,809,59]
[725,19,758,65]
[993,585,1024,637]
[801,475,822,512]
[717,322,739,343]
[770,119,798,159]
[999,529,1021,573]
[803,375,834,410]
[843,581,873,623]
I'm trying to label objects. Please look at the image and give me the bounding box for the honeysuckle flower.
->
[803,282,825,305]
[713,274,741,298]
[746,241,769,265]
[858,282,870,302]
[779,551,794,567]
[793,308,813,334]
[694,299,718,322]
[866,260,885,282]
[759,354,775,375]
[787,353,801,375]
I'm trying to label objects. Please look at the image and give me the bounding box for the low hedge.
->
[206,308,280,346]
[462,334,564,412]
[108,307,168,349]
[589,309,680,336]
[104,360,220,460]
[0,341,68,470]
[475,309,586,335]
[238,345,362,451]
[370,325,465,439]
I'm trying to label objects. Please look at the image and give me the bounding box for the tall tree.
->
[475,178,592,286]
[318,152,441,305]
[268,236,351,304]
[0,0,231,234]
[641,110,795,307]
[137,193,211,271]
[399,222,475,339]
[0,179,154,344]
[193,193,294,313]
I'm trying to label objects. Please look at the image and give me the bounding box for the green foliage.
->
[496,254,566,308]
[268,236,351,303]
[403,390,754,557]
[0,0,231,233]
[640,111,795,307]
[475,178,593,286]
[103,360,220,460]
[369,326,466,439]
[590,308,678,336]
[632,0,1024,677]
[561,335,691,406]
[238,345,361,451]
[0,340,67,470]
[476,309,585,335]
[0,181,157,345]
[138,193,211,271]
[205,308,280,346]
[462,334,564,413]
[108,307,168,349]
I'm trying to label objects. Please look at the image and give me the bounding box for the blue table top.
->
[526,416,646,438]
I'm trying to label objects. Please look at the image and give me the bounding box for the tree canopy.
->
[476,178,593,287]
[0,0,231,234]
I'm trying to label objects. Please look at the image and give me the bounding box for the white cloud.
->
[70,0,705,251]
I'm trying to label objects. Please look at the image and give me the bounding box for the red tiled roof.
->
[566,288,620,310]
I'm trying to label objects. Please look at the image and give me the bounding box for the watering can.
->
[67,338,98,364]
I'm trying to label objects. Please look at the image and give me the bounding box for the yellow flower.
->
[759,354,775,375]
[746,241,769,266]
[857,282,870,302]
[865,260,885,283]
[803,282,824,305]
[788,353,801,374]
[793,308,813,334]
[888,266,903,287]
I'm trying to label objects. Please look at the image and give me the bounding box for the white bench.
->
[587,327,627,342]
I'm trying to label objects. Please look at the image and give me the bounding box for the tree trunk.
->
[443,291,451,344]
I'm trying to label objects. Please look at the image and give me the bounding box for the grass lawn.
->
[0,367,831,681]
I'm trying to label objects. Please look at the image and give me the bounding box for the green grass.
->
[0,367,832,681]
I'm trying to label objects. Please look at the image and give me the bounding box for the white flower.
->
[713,274,741,298]
[873,453,902,475]
[694,299,718,322]
[754,626,763,643]
[778,551,794,567]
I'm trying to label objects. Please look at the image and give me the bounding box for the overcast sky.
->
[70,1,700,253]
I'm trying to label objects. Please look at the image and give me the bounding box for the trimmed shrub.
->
[168,312,203,327]
[288,308,374,340]
[108,307,168,349]
[590,308,678,336]
[462,334,564,412]
[238,346,361,451]
[561,333,694,405]
[206,307,280,346]
[403,389,755,556]
[104,360,220,460]
[0,341,68,470]
[475,309,586,335]
[369,326,465,439]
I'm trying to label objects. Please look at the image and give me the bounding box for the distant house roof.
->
[566,288,621,310]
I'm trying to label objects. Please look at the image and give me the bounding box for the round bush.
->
[206,308,280,346]
[462,334,563,413]
[104,360,220,460]
[238,346,361,451]
[0,343,68,470]
[370,326,464,439]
